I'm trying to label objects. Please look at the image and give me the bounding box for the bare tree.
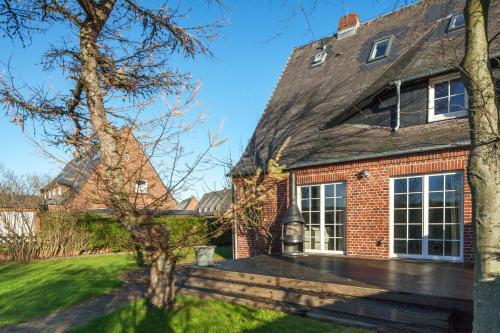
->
[461,1,499,331]
[0,0,225,308]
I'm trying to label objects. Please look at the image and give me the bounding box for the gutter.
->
[286,141,470,170]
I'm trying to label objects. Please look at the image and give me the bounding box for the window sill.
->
[428,111,467,122]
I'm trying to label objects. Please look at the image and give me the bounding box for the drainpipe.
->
[392,79,402,132]
[231,182,238,259]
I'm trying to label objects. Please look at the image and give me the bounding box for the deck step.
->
[182,266,472,313]
[177,284,448,333]
[176,269,452,332]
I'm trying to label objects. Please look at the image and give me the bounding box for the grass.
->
[0,254,138,327]
[70,296,374,333]
[0,245,232,327]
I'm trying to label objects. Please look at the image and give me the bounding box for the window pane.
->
[336,183,346,198]
[394,179,407,193]
[336,198,346,209]
[429,208,444,223]
[429,192,444,207]
[325,185,334,198]
[394,224,407,238]
[408,240,422,255]
[325,198,334,211]
[336,225,344,238]
[434,81,449,98]
[429,240,444,255]
[336,238,344,252]
[429,224,444,239]
[394,210,407,223]
[373,39,389,58]
[408,193,422,208]
[311,186,320,198]
[445,241,460,257]
[327,238,335,251]
[324,226,334,238]
[451,14,465,29]
[336,211,346,224]
[311,212,320,224]
[445,208,460,223]
[302,212,309,224]
[445,224,461,240]
[434,97,448,114]
[394,240,406,254]
[325,211,334,224]
[301,199,310,210]
[394,194,407,208]
[429,175,444,191]
[445,191,460,207]
[311,199,320,211]
[450,94,465,113]
[409,177,422,192]
[408,209,422,224]
[446,174,461,191]
[301,187,310,199]
[450,78,465,95]
[409,225,422,239]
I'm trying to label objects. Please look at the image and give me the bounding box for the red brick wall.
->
[234,148,473,262]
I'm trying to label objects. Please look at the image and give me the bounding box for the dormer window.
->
[448,13,465,31]
[135,180,148,194]
[428,74,468,122]
[368,36,393,62]
[312,48,327,66]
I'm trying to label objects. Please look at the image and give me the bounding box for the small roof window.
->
[368,36,393,62]
[312,46,327,66]
[448,13,465,31]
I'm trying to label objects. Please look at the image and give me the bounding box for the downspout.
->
[392,79,402,131]
[231,182,238,259]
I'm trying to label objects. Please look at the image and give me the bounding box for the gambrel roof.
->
[233,0,500,175]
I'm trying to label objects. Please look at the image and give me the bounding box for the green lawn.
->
[70,296,373,333]
[0,254,138,327]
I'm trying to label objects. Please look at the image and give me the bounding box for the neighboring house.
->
[42,128,177,212]
[232,0,500,262]
[198,189,232,219]
[176,196,199,211]
[0,194,40,236]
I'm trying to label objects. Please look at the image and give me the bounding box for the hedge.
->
[39,212,210,253]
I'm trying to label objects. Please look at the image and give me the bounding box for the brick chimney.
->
[337,12,360,39]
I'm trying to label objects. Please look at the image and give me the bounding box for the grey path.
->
[1,270,148,333]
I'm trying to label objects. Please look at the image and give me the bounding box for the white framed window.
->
[390,172,464,261]
[428,73,468,122]
[298,182,346,254]
[135,180,148,194]
[368,36,393,62]
[312,50,327,66]
[448,13,465,31]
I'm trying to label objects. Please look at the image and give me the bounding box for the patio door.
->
[298,183,346,254]
[390,172,463,261]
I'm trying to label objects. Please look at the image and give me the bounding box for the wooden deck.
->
[212,254,473,301]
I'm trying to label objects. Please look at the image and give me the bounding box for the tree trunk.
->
[462,1,500,332]
[148,252,177,307]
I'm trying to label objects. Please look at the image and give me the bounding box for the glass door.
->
[299,183,346,254]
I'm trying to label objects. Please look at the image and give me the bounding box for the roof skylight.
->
[368,36,393,62]
[312,46,327,66]
[448,13,465,31]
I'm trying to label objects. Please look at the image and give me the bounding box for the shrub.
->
[154,216,208,246]
[78,213,134,252]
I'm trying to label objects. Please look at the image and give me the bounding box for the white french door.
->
[390,172,464,261]
[298,183,346,254]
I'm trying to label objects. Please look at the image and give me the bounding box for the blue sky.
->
[0,0,414,200]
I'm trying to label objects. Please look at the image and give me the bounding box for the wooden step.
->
[176,273,451,331]
[180,265,471,313]
[177,285,448,333]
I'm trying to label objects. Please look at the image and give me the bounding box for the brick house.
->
[232,0,499,262]
[42,128,177,211]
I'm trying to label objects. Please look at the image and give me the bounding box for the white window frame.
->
[389,172,464,262]
[368,36,393,62]
[297,182,346,255]
[428,73,468,122]
[312,50,327,66]
[448,13,465,31]
[135,180,148,194]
